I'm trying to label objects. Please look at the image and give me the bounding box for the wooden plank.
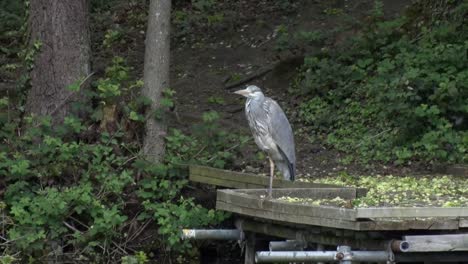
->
[235,218,298,240]
[236,188,358,199]
[190,174,265,189]
[459,218,468,228]
[244,233,256,264]
[357,218,460,231]
[403,234,468,252]
[216,200,360,230]
[217,189,357,220]
[190,165,338,188]
[237,218,393,249]
[446,164,468,177]
[217,189,461,230]
[357,207,468,219]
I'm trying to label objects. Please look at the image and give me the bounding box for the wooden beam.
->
[217,189,357,220]
[236,218,393,249]
[237,188,358,199]
[216,200,360,230]
[356,207,468,219]
[357,218,460,230]
[446,164,468,177]
[244,232,256,264]
[190,165,339,189]
[402,234,468,252]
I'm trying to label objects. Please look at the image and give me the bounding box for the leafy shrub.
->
[166,110,248,168]
[294,1,468,164]
[172,0,224,40]
[0,114,132,260]
[275,25,325,52]
[0,62,237,262]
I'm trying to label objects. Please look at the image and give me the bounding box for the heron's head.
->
[234,85,263,99]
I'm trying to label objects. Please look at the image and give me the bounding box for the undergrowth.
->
[0,40,240,264]
[0,81,237,263]
[294,0,468,165]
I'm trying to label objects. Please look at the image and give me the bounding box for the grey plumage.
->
[235,85,296,181]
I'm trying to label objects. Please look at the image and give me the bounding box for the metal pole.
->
[181,229,242,240]
[337,246,352,264]
[269,240,306,251]
[255,250,389,263]
[316,243,325,264]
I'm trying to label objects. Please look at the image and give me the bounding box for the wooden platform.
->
[190,165,341,189]
[217,188,468,231]
[189,165,468,231]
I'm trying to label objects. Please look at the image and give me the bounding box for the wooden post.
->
[244,232,256,264]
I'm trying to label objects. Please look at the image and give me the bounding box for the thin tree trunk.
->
[26,0,90,123]
[142,0,171,162]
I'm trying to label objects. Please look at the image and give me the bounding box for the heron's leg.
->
[268,157,275,199]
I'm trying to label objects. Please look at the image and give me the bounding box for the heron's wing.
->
[264,98,296,167]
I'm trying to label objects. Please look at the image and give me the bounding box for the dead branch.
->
[224,64,275,90]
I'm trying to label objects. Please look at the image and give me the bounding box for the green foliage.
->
[323,8,343,16]
[207,96,225,105]
[141,195,228,251]
[310,172,468,208]
[121,251,149,264]
[0,108,233,261]
[0,0,25,34]
[0,114,132,259]
[88,57,147,125]
[172,0,225,40]
[275,25,325,52]
[103,29,125,49]
[0,60,237,262]
[166,110,248,168]
[294,1,468,164]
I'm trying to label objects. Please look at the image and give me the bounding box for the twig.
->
[49,72,95,117]
[126,219,152,244]
[68,215,89,229]
[112,241,130,254]
[0,82,16,93]
[206,139,249,163]
[224,65,275,90]
[63,221,83,234]
[192,145,207,159]
[256,37,273,48]
[121,155,138,167]
[355,128,392,148]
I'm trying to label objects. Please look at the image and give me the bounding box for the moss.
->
[286,174,468,208]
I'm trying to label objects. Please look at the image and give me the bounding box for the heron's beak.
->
[234,89,250,97]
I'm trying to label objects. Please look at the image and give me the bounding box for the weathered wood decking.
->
[190,165,468,231]
[190,165,338,189]
[217,188,468,231]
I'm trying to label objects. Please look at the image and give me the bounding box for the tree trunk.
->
[142,0,171,162]
[26,0,91,123]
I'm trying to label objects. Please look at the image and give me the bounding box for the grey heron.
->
[234,85,295,198]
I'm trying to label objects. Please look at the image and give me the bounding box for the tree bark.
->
[142,0,171,162]
[26,0,91,123]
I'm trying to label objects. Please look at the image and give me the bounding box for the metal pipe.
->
[390,239,406,252]
[181,229,242,240]
[269,240,306,251]
[395,252,468,262]
[337,246,352,264]
[316,244,325,264]
[256,251,336,263]
[255,250,389,263]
